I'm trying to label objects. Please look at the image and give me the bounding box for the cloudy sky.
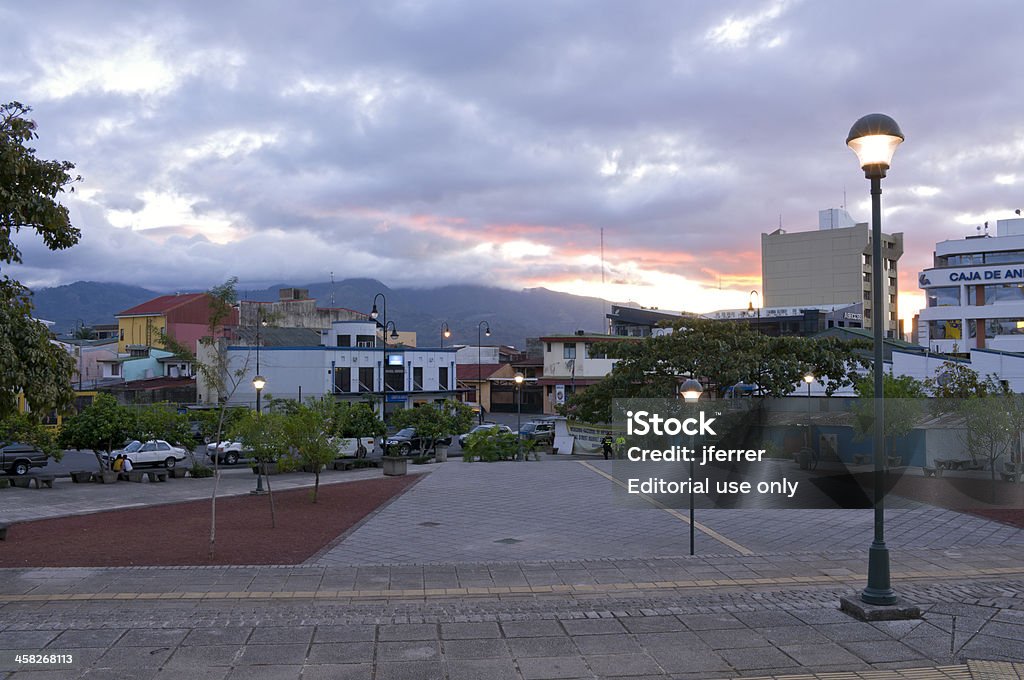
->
[5,1,1024,322]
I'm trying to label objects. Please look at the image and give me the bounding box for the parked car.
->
[207,440,251,465]
[329,436,376,458]
[384,428,453,455]
[0,441,49,476]
[106,440,189,468]
[458,423,513,447]
[519,421,555,445]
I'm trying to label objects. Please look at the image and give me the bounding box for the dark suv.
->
[384,428,453,455]
[519,421,555,445]
[1,442,50,476]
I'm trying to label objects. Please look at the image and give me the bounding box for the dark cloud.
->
[5,0,1024,316]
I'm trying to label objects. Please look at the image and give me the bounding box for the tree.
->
[389,400,473,454]
[230,410,288,526]
[960,396,1013,483]
[562,318,870,423]
[59,394,136,472]
[1,102,81,420]
[136,403,192,447]
[852,374,927,463]
[282,401,336,503]
[0,412,61,461]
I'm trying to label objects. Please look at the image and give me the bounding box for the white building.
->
[208,321,458,416]
[917,218,1024,354]
[538,333,621,414]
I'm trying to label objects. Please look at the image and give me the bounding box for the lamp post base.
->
[839,595,921,622]
[862,542,896,605]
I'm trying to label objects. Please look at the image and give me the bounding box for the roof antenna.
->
[330,271,335,307]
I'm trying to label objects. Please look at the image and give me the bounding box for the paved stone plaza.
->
[2,456,1023,678]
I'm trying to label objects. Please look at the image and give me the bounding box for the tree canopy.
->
[562,318,870,422]
[0,102,81,420]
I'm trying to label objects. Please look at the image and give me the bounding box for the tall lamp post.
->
[477,321,491,424]
[251,373,267,494]
[803,372,814,447]
[75,318,86,390]
[748,292,761,395]
[680,378,703,556]
[382,321,398,395]
[514,372,524,459]
[847,112,904,607]
[441,322,451,347]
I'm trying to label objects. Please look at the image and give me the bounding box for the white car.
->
[329,436,376,458]
[207,440,250,465]
[110,440,189,468]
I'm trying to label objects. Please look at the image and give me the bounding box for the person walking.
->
[601,434,614,460]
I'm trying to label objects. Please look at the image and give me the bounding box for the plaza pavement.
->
[2,455,1024,678]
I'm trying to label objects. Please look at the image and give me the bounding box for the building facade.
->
[116,293,237,354]
[761,209,902,336]
[917,218,1024,354]
[538,333,620,414]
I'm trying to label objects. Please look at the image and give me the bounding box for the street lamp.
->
[514,372,524,459]
[251,373,267,493]
[848,112,904,607]
[75,318,86,390]
[680,378,703,556]
[441,321,451,347]
[748,291,761,395]
[477,321,491,424]
[803,372,814,448]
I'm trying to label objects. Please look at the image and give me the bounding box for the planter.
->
[168,467,188,479]
[0,477,10,489]
[71,470,94,483]
[95,470,119,484]
[434,445,449,463]
[189,467,215,479]
[887,455,903,468]
[382,456,409,476]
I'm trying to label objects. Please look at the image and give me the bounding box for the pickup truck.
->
[1,442,50,476]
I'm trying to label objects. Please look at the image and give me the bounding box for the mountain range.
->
[30,279,616,349]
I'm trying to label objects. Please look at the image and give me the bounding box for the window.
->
[413,366,423,391]
[119,328,124,341]
[334,366,351,393]
[111,363,120,377]
[927,287,960,307]
[384,364,404,392]
[563,343,576,360]
[336,335,351,347]
[546,342,552,352]
[889,294,897,304]
[970,318,1024,338]
[439,366,449,390]
[585,342,606,359]
[358,367,374,392]
[969,283,1024,306]
[356,335,375,347]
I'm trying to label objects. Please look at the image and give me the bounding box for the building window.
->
[563,343,576,360]
[546,342,552,352]
[929,320,962,340]
[111,363,120,377]
[969,283,1024,306]
[863,254,871,266]
[336,335,351,347]
[927,286,960,307]
[334,366,351,393]
[356,335,375,347]
[969,318,1024,338]
[889,294,897,304]
[413,366,423,391]
[119,328,124,341]
[358,367,374,392]
[585,342,607,359]
[439,366,449,390]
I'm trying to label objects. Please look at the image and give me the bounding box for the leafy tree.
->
[463,429,532,462]
[562,318,869,423]
[852,374,927,463]
[336,402,386,440]
[59,393,136,471]
[1,102,81,420]
[231,410,289,527]
[73,325,96,340]
[282,401,336,503]
[389,400,472,454]
[0,412,61,461]
[135,403,191,447]
[960,396,1013,482]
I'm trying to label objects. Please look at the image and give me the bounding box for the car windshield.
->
[123,441,142,452]
[395,428,416,438]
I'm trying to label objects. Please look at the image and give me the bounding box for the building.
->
[538,332,621,414]
[606,305,687,337]
[199,320,458,417]
[917,218,1024,354]
[116,293,237,354]
[762,208,903,336]
[705,303,864,336]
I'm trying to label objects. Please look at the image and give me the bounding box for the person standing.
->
[601,434,614,460]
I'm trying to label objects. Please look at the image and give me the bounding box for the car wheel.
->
[13,461,29,476]
[225,452,239,465]
[399,444,411,456]
[164,457,177,469]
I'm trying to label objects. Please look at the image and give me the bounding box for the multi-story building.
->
[705,303,864,336]
[200,320,458,417]
[537,332,621,414]
[116,293,237,354]
[917,217,1024,353]
[762,208,903,336]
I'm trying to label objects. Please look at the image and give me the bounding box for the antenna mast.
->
[330,271,335,307]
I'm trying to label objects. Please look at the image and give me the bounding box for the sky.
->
[5,1,1024,324]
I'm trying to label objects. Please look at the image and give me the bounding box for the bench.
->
[923,466,942,478]
[10,475,55,489]
[333,459,356,471]
[126,469,169,483]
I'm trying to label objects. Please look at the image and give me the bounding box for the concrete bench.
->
[126,469,169,483]
[1001,470,1018,483]
[11,475,55,489]
[333,459,356,471]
